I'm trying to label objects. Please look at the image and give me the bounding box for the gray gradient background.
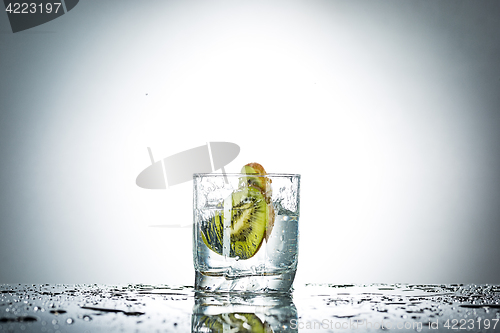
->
[0,0,499,285]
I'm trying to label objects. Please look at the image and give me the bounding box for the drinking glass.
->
[193,173,300,293]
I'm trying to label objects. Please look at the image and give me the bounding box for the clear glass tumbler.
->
[193,173,300,293]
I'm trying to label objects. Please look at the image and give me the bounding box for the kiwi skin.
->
[239,163,273,200]
[240,162,275,241]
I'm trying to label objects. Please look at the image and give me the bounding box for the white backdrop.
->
[1,0,499,285]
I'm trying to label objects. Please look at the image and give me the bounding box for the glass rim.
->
[193,173,300,178]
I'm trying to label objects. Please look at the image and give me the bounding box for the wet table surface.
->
[1,283,499,332]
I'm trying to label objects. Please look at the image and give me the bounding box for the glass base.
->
[194,270,296,294]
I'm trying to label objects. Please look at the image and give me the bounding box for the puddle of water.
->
[0,283,498,332]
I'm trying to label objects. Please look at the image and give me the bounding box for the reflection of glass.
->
[191,293,298,333]
[193,174,300,293]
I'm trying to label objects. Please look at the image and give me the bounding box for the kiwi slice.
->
[198,313,270,333]
[238,162,275,241]
[201,186,268,260]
